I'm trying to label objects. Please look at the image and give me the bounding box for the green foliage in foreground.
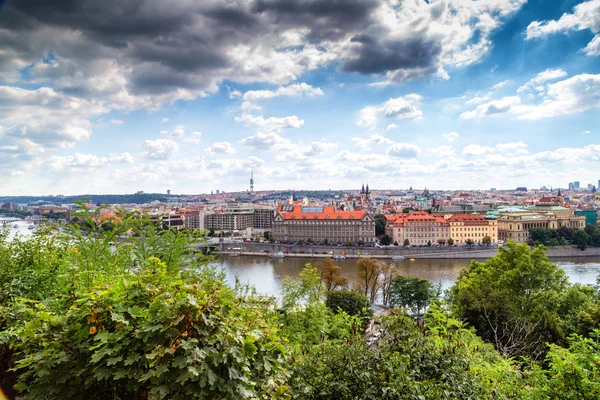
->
[325,289,373,325]
[1,209,600,400]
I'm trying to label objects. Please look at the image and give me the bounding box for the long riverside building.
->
[273,205,375,244]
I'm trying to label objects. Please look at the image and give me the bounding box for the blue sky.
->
[0,0,599,195]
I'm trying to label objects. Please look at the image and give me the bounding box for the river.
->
[4,217,599,299]
[217,255,600,299]
[1,217,35,241]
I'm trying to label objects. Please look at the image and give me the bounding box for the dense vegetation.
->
[529,224,600,250]
[1,209,600,399]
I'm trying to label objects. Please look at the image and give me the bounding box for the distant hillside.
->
[0,193,169,205]
[262,190,346,201]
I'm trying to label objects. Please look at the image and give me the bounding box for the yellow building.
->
[497,206,585,243]
[447,214,498,244]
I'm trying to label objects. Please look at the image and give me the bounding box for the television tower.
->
[250,170,254,193]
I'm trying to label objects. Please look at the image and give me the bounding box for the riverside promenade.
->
[215,241,600,260]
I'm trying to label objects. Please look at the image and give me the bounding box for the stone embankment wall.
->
[217,241,600,259]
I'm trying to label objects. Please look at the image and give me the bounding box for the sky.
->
[0,0,599,195]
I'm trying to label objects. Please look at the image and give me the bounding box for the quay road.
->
[195,240,600,259]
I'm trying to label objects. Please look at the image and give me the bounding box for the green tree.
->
[427,240,432,247]
[11,262,289,399]
[584,224,596,236]
[482,235,492,246]
[388,275,436,315]
[447,238,454,246]
[530,331,600,399]
[572,229,590,250]
[529,227,550,245]
[465,238,474,246]
[592,228,600,247]
[449,242,571,360]
[289,305,528,399]
[437,238,446,246]
[2,212,290,399]
[374,214,387,236]
[380,234,392,246]
[403,238,410,247]
[326,289,373,325]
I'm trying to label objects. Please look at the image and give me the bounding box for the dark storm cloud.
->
[0,0,448,96]
[251,0,378,41]
[342,34,442,76]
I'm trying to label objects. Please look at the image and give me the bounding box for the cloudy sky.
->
[1,0,599,195]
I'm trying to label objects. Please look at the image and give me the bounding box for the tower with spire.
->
[249,170,254,193]
[360,183,371,205]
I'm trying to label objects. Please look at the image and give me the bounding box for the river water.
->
[217,255,600,299]
[2,217,35,241]
[4,216,599,299]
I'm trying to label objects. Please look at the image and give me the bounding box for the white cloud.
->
[526,0,600,56]
[460,96,521,119]
[428,145,457,158]
[240,132,294,152]
[515,73,600,119]
[169,126,185,138]
[495,142,528,154]
[304,141,338,156]
[582,130,591,135]
[242,83,324,101]
[49,152,134,169]
[444,132,460,142]
[143,138,178,160]
[182,131,202,144]
[235,113,304,132]
[228,88,242,99]
[161,118,169,123]
[352,134,394,149]
[357,106,380,129]
[241,101,262,111]
[492,80,510,90]
[517,68,567,92]
[204,141,237,155]
[110,119,124,125]
[386,124,398,131]
[387,143,421,158]
[584,35,600,56]
[462,73,600,120]
[462,144,494,156]
[357,94,423,129]
[465,95,491,105]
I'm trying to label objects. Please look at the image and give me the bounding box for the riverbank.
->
[218,242,600,259]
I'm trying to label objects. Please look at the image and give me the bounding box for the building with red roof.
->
[385,211,449,246]
[273,205,375,244]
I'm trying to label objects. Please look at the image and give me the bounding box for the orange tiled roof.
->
[277,205,367,220]
[447,214,490,224]
[388,212,448,226]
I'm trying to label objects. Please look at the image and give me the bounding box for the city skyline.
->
[1,0,599,195]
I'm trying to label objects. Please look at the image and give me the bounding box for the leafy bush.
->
[326,289,373,324]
